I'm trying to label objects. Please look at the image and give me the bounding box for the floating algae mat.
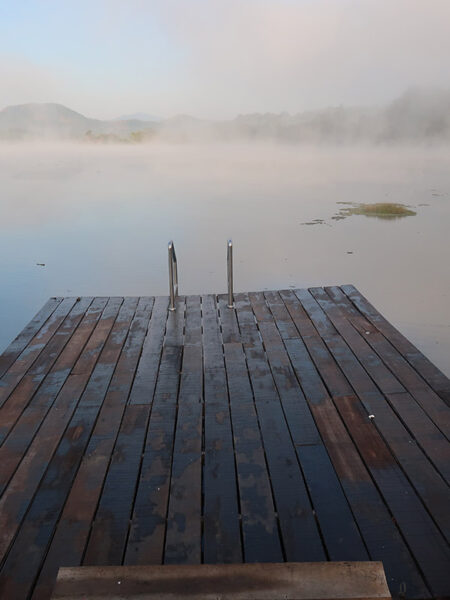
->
[333,202,417,220]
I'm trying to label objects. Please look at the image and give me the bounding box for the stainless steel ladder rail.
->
[167,239,234,310]
[168,240,178,311]
[227,239,234,309]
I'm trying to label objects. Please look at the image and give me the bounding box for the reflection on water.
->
[0,142,449,376]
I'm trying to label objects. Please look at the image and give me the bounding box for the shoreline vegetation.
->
[1,88,450,144]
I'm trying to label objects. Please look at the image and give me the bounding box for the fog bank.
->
[1,89,450,144]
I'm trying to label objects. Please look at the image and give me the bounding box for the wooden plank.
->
[232,292,261,349]
[0,297,108,494]
[32,298,156,600]
[184,295,202,345]
[236,293,325,563]
[202,295,224,369]
[0,297,63,378]
[324,287,450,482]
[341,284,450,404]
[309,288,405,395]
[0,298,122,588]
[283,333,430,599]
[334,394,450,598]
[124,297,185,566]
[386,391,450,482]
[219,294,241,344]
[50,562,392,600]
[327,287,450,437]
[262,291,369,561]
[295,289,450,597]
[81,405,148,566]
[202,359,242,559]
[128,297,168,405]
[223,341,283,563]
[307,288,450,538]
[203,295,242,564]
[0,297,78,408]
[165,296,203,564]
[0,297,94,441]
[222,294,284,562]
[64,298,154,567]
[262,291,298,339]
[0,298,139,600]
[279,291,429,600]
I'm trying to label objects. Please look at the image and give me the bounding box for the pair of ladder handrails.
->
[168,240,234,311]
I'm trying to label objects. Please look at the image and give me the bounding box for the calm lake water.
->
[0,142,449,376]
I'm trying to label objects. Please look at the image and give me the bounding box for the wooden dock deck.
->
[0,286,449,600]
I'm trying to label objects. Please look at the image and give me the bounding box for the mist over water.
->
[0,142,449,376]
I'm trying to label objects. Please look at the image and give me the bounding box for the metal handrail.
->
[227,239,234,309]
[168,240,178,311]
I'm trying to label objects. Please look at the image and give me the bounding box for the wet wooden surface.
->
[0,287,448,600]
[51,562,391,600]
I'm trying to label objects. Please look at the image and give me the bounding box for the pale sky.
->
[1,0,449,119]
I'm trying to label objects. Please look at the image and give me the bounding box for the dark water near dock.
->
[0,142,449,376]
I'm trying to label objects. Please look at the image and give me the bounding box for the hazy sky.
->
[1,0,450,119]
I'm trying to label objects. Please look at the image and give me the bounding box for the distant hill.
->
[1,89,450,143]
[0,103,98,140]
[225,89,450,143]
[0,103,157,141]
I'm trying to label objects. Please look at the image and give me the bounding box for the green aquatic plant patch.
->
[333,202,416,220]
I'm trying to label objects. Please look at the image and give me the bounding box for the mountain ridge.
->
[1,88,450,142]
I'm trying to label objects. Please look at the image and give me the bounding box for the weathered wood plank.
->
[262,291,298,340]
[232,292,261,348]
[124,297,185,566]
[307,288,450,539]
[0,299,125,583]
[280,290,429,600]
[295,289,450,597]
[50,562,392,600]
[0,297,78,408]
[334,394,450,598]
[222,295,283,562]
[66,298,155,566]
[0,297,63,378]
[283,332,430,599]
[0,297,108,494]
[128,297,168,405]
[0,298,138,600]
[386,390,450,482]
[236,292,326,563]
[262,291,369,561]
[326,287,450,437]
[341,284,450,405]
[81,404,148,565]
[32,298,157,600]
[0,297,94,445]
[0,298,123,591]
[323,288,450,479]
[164,296,203,564]
[223,341,283,563]
[203,295,242,564]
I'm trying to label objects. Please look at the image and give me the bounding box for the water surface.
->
[1,142,449,376]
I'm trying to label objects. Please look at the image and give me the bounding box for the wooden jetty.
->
[0,286,449,599]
